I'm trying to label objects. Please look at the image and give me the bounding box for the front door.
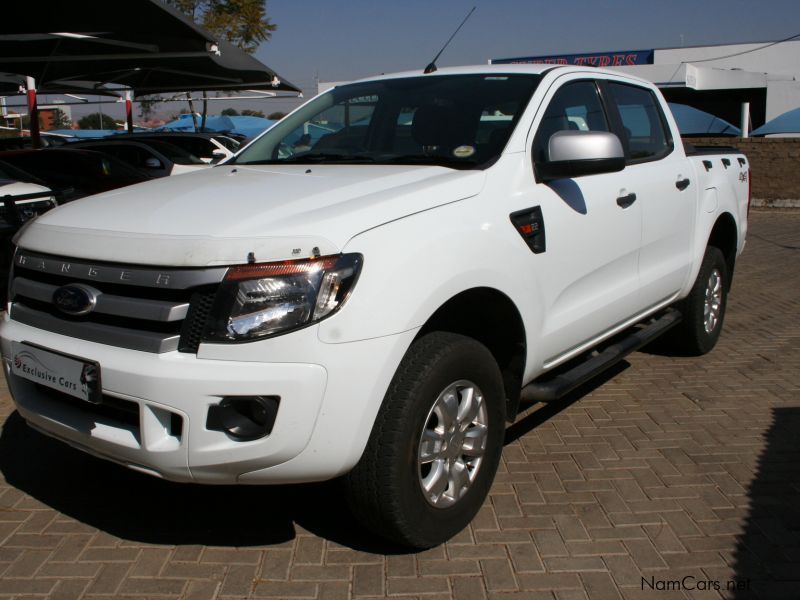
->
[514,77,643,365]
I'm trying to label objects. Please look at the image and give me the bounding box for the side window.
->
[606,82,672,163]
[107,146,143,167]
[533,80,609,162]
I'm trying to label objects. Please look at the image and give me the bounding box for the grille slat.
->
[10,251,225,354]
[12,303,182,353]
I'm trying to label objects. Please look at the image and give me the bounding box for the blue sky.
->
[44,0,800,120]
[260,0,799,98]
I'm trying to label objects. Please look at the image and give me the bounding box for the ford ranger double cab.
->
[0,65,749,548]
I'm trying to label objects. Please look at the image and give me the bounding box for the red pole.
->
[25,76,41,148]
[125,90,134,133]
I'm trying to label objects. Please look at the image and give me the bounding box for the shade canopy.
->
[158,114,275,138]
[0,73,122,97]
[0,0,300,95]
[751,107,800,136]
[668,103,741,137]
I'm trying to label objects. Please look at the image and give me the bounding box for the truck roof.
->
[349,63,654,87]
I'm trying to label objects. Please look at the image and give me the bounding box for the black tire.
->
[671,246,729,355]
[345,331,506,548]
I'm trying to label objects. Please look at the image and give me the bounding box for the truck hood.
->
[18,164,485,267]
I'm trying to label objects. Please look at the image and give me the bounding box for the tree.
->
[50,108,72,129]
[77,112,120,130]
[168,108,194,120]
[267,111,286,120]
[138,96,159,120]
[221,108,266,118]
[20,114,45,130]
[165,0,277,54]
[164,1,278,129]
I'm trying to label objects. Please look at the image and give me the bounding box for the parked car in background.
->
[108,132,242,163]
[0,160,58,301]
[0,160,57,233]
[68,139,209,177]
[0,148,151,201]
[0,134,70,151]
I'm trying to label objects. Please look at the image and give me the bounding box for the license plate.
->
[11,342,102,403]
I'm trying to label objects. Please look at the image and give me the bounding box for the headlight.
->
[203,253,362,342]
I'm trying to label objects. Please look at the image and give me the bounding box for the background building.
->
[491,39,800,133]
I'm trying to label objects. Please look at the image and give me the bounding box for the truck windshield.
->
[235,74,541,169]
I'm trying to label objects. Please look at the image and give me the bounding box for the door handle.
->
[616,193,637,208]
[676,178,691,191]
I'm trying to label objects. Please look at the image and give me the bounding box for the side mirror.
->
[144,157,163,169]
[536,130,625,182]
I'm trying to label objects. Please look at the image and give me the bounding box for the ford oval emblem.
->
[52,284,100,316]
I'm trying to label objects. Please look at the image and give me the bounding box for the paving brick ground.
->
[0,209,798,599]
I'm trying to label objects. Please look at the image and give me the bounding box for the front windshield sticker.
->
[453,145,476,158]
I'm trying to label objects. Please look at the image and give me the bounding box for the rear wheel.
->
[345,331,505,548]
[671,246,729,355]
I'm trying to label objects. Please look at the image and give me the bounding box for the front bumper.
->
[1,315,416,484]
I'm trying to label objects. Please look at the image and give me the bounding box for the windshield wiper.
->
[319,153,376,163]
[238,152,376,165]
[385,154,474,167]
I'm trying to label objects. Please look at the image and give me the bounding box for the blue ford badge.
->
[52,284,100,316]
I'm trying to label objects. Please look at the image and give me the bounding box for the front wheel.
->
[671,246,729,355]
[345,332,506,548]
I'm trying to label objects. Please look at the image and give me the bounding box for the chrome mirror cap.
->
[537,130,626,182]
[548,130,624,162]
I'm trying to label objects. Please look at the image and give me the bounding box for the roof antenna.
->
[424,6,476,74]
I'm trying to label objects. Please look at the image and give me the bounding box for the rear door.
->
[603,80,695,308]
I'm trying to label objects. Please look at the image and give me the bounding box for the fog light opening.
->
[169,412,184,440]
[206,395,280,441]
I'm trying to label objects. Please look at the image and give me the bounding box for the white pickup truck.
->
[0,65,749,548]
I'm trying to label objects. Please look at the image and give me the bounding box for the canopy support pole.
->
[125,90,134,133]
[740,102,750,138]
[25,76,41,148]
[186,92,199,131]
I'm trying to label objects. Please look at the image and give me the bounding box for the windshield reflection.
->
[235,74,541,169]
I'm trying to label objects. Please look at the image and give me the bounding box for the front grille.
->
[10,250,227,353]
[1,191,57,232]
[0,199,57,229]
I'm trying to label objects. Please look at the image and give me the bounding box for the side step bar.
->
[520,309,683,403]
